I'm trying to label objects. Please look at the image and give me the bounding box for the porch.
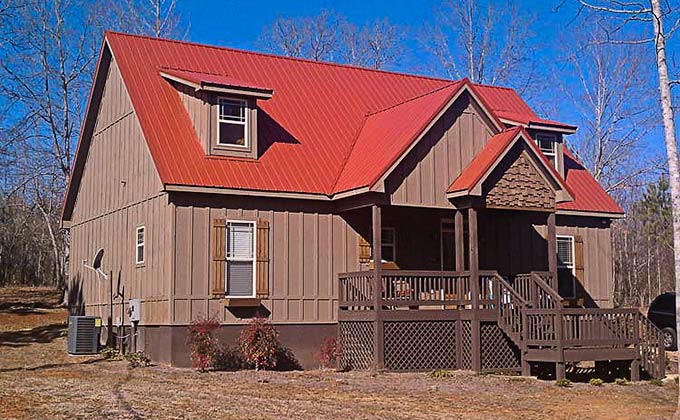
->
[336,204,665,379]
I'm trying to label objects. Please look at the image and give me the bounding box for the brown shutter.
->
[574,235,585,282]
[211,218,227,297]
[358,236,371,264]
[256,218,270,298]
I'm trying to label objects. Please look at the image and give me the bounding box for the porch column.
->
[371,204,384,370]
[468,207,482,372]
[454,210,465,271]
[547,212,557,288]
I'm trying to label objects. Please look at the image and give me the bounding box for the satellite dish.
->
[92,248,104,271]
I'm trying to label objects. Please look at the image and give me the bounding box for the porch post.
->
[454,210,465,271]
[468,207,482,372]
[547,212,557,288]
[371,204,384,370]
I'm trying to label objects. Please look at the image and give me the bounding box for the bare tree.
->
[93,0,186,39]
[422,0,537,94]
[573,0,680,412]
[560,25,662,194]
[261,11,402,70]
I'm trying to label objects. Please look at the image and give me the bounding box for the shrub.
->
[316,337,342,369]
[124,351,151,368]
[430,369,455,379]
[186,316,221,372]
[238,317,279,371]
[100,347,121,360]
[614,378,629,386]
[649,378,664,386]
[589,378,604,387]
[212,345,243,371]
[555,379,572,387]
[275,346,301,371]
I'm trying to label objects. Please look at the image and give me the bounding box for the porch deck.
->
[337,270,665,379]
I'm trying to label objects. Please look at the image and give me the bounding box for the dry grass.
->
[0,287,677,420]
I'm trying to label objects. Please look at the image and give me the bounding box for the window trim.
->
[224,220,257,299]
[557,234,576,298]
[216,97,249,149]
[381,227,396,262]
[135,226,145,265]
[535,133,557,163]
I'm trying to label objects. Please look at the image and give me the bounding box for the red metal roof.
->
[473,84,576,130]
[159,67,273,93]
[447,126,574,200]
[65,32,621,217]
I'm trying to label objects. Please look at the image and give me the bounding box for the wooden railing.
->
[380,270,473,307]
[511,272,561,309]
[338,271,375,308]
[638,313,666,379]
[492,273,528,343]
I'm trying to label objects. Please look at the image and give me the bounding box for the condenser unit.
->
[67,316,101,355]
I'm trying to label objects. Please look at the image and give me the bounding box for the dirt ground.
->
[0,287,677,420]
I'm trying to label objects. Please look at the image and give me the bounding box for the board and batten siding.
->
[385,95,496,208]
[170,195,361,325]
[68,56,172,324]
[556,216,614,307]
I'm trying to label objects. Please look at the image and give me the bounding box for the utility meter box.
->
[128,299,141,322]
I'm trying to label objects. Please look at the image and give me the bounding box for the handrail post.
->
[555,306,565,380]
[371,205,384,370]
[468,207,481,373]
[521,304,530,376]
[631,311,640,381]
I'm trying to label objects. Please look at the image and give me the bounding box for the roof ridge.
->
[366,82,461,117]
[105,30,455,84]
[330,115,370,194]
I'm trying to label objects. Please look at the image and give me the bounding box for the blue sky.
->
[175,0,674,162]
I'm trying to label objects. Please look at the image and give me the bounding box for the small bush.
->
[275,346,301,371]
[124,351,151,368]
[100,347,121,360]
[316,336,342,369]
[186,316,221,372]
[555,379,572,387]
[430,369,455,379]
[212,346,243,371]
[589,378,604,387]
[649,378,664,386]
[614,377,629,386]
[238,317,280,371]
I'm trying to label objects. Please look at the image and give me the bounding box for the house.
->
[61,31,664,379]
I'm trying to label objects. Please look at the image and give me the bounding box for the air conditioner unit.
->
[67,316,101,355]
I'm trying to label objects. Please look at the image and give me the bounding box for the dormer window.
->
[535,133,556,166]
[218,98,249,147]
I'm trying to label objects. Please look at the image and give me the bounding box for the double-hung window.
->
[381,227,396,262]
[557,235,576,298]
[218,98,248,147]
[226,221,256,297]
[135,226,145,265]
[535,133,556,166]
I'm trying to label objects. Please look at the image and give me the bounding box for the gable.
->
[384,91,498,208]
[483,146,555,211]
[67,48,163,223]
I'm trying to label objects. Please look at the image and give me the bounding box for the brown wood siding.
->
[556,216,614,307]
[170,194,361,325]
[68,57,171,325]
[386,94,495,208]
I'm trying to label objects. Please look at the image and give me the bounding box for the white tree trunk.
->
[650,0,680,413]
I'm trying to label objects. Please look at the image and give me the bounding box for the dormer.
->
[160,68,273,159]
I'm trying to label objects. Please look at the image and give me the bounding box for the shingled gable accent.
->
[447,126,573,204]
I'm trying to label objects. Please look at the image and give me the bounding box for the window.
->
[217,98,248,147]
[225,221,256,297]
[381,227,396,262]
[557,235,575,298]
[135,226,145,265]
[535,133,556,166]
[440,220,456,271]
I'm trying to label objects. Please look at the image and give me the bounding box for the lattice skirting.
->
[338,319,520,372]
[384,321,457,371]
[338,321,374,370]
[480,322,521,372]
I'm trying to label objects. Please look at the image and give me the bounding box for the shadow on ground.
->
[0,322,66,348]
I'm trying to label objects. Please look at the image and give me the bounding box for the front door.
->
[440,219,456,271]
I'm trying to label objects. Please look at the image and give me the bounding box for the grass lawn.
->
[0,287,677,420]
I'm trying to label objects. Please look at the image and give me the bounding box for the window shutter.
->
[256,218,270,298]
[211,218,227,297]
[574,235,585,281]
[358,236,371,264]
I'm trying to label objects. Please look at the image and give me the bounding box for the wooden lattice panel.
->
[338,321,374,370]
[460,320,473,370]
[383,321,457,371]
[484,149,555,210]
[481,323,521,372]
